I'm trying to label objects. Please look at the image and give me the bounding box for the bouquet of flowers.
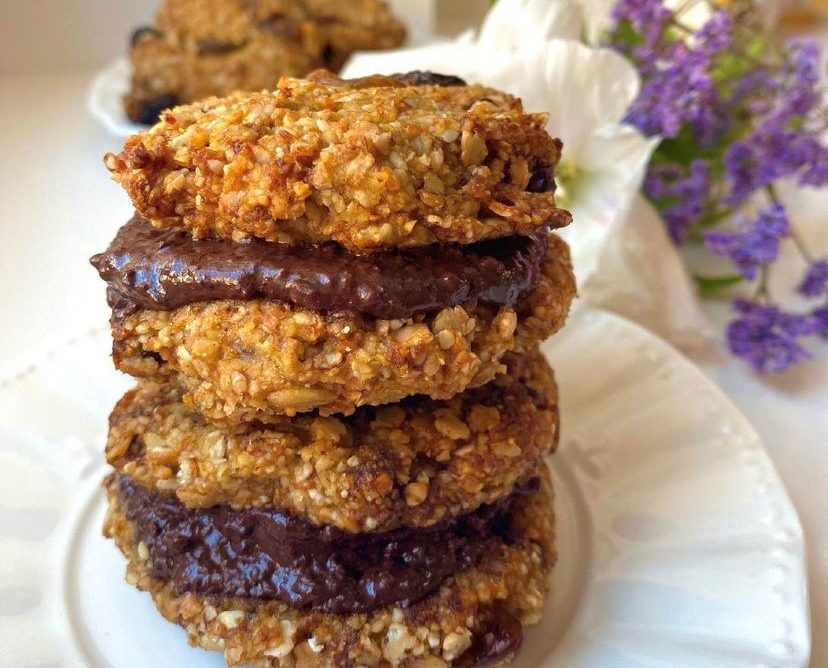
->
[344,0,828,374]
[609,0,828,373]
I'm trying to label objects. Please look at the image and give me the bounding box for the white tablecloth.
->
[0,64,825,665]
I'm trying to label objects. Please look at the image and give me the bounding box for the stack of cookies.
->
[92,71,576,667]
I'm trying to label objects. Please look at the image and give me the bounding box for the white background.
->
[0,1,825,665]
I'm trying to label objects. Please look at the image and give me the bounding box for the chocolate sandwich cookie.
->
[103,464,556,667]
[106,349,558,533]
[124,0,405,124]
[92,219,575,421]
[108,72,571,251]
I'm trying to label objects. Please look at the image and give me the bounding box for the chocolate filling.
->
[91,216,548,320]
[116,474,534,614]
[392,71,467,87]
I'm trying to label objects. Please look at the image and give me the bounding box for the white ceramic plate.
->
[0,306,809,667]
[86,57,144,137]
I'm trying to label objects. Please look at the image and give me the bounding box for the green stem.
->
[698,206,735,228]
[754,264,771,304]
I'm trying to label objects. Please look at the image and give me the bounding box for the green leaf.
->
[744,34,765,60]
[610,20,645,49]
[651,125,731,167]
[712,53,750,85]
[695,274,744,294]
[697,207,734,228]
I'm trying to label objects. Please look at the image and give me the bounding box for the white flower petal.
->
[479,41,642,156]
[576,0,616,43]
[578,126,658,224]
[574,194,711,348]
[560,147,653,282]
[582,124,656,172]
[668,0,714,30]
[478,0,584,47]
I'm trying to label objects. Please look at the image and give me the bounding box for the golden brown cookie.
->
[108,72,571,250]
[302,0,408,71]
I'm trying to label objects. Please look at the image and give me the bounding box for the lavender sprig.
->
[704,203,789,281]
[608,0,828,374]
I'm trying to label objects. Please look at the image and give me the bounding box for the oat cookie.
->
[108,72,571,250]
[107,349,558,532]
[103,465,556,667]
[108,235,575,422]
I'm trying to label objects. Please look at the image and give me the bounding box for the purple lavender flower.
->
[617,11,733,141]
[730,40,820,131]
[812,305,828,338]
[645,160,709,242]
[729,67,777,116]
[608,1,828,374]
[772,38,821,126]
[723,38,828,204]
[799,143,828,187]
[610,0,671,48]
[694,11,733,56]
[705,204,789,279]
[724,129,828,205]
[727,299,813,373]
[798,259,828,297]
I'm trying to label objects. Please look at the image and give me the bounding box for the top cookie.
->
[106,72,572,251]
[124,0,405,123]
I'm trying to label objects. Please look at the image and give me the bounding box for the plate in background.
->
[0,306,810,667]
[86,57,143,137]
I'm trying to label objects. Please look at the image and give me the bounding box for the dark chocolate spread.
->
[91,216,548,320]
[117,474,532,614]
[392,71,467,87]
